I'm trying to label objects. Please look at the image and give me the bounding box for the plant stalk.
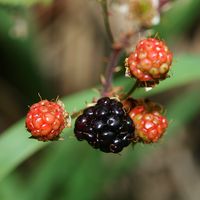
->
[122,80,139,100]
[101,48,122,97]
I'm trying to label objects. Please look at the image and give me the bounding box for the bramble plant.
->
[26,0,173,153]
[1,0,200,199]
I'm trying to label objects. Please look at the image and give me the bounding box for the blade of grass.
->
[0,0,51,6]
[0,173,23,200]
[0,120,47,182]
[20,141,92,200]
[155,0,200,42]
[63,151,103,200]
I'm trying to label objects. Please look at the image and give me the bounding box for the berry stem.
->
[122,80,139,100]
[101,33,133,97]
[100,0,114,44]
[101,47,122,97]
[99,0,134,97]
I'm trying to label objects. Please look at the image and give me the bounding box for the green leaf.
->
[0,173,23,200]
[0,120,46,182]
[63,152,103,200]
[20,141,93,200]
[154,0,200,42]
[0,0,51,6]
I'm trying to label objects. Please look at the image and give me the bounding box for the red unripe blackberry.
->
[25,100,70,141]
[74,97,135,153]
[129,105,168,143]
[125,38,173,86]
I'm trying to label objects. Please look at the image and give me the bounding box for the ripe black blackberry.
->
[74,97,135,153]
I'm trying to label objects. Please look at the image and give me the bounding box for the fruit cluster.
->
[25,37,172,154]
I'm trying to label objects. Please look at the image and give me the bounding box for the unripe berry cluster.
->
[26,100,70,141]
[125,38,173,86]
[129,104,168,143]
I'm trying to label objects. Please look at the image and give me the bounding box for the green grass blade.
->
[0,121,46,182]
[0,173,23,200]
[155,0,200,42]
[20,141,92,200]
[0,0,51,6]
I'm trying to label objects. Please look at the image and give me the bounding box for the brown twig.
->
[101,47,122,97]
[99,0,137,97]
[101,32,134,97]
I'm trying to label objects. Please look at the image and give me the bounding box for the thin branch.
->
[99,1,136,97]
[100,32,134,97]
[121,80,139,100]
[101,48,122,97]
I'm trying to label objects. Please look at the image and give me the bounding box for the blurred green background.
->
[0,0,200,200]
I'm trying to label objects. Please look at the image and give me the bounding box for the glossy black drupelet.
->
[74,97,135,153]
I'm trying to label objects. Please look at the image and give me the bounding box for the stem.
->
[100,0,114,44]
[99,1,134,97]
[122,80,139,100]
[101,48,122,97]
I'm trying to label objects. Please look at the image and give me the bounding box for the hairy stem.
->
[101,48,122,97]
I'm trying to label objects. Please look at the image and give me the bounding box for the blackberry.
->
[74,97,135,153]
